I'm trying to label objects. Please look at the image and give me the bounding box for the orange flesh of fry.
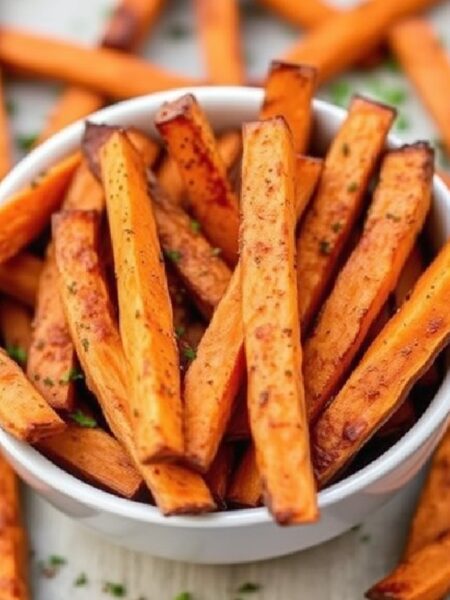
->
[0,252,43,308]
[226,445,263,508]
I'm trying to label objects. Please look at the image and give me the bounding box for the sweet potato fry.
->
[366,531,450,600]
[37,423,144,499]
[100,132,183,463]
[0,297,32,365]
[27,160,104,412]
[184,154,322,472]
[158,129,242,205]
[390,19,450,155]
[241,117,317,525]
[155,94,240,265]
[404,427,450,557]
[259,0,337,28]
[260,61,317,153]
[204,443,235,507]
[226,445,263,508]
[195,0,244,85]
[0,348,64,442]
[53,209,215,514]
[283,0,441,84]
[226,391,250,441]
[0,152,80,264]
[304,143,433,423]
[312,239,450,486]
[0,28,198,100]
[0,71,12,180]
[296,96,395,332]
[0,252,42,307]
[0,453,28,600]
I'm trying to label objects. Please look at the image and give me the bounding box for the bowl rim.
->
[0,85,449,529]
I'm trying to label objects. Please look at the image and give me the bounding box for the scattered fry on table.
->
[0,252,42,307]
[53,209,215,514]
[312,238,450,486]
[195,0,244,84]
[226,445,263,508]
[241,117,317,525]
[304,142,433,423]
[296,96,395,332]
[0,71,13,180]
[259,0,337,29]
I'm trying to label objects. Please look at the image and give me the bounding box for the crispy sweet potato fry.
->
[100,132,183,463]
[404,428,450,557]
[312,239,450,486]
[195,0,244,84]
[259,0,337,28]
[0,28,198,100]
[226,391,250,441]
[226,445,263,508]
[0,252,42,307]
[0,348,64,442]
[283,0,441,84]
[204,443,235,507]
[38,423,144,499]
[155,94,240,265]
[395,244,425,308]
[27,160,104,412]
[54,210,215,515]
[366,531,450,600]
[390,19,450,155]
[260,61,317,153]
[184,154,322,472]
[296,96,395,332]
[0,453,28,600]
[304,143,433,423]
[241,118,317,525]
[0,71,12,180]
[0,297,31,364]
[0,152,80,264]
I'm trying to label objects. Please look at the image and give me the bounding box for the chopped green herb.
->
[166,23,191,40]
[347,181,358,193]
[60,367,84,384]
[211,247,222,256]
[395,114,410,132]
[43,377,54,387]
[183,346,197,361]
[5,344,27,366]
[237,582,261,593]
[319,239,331,256]
[189,219,201,234]
[383,55,401,73]
[164,248,182,264]
[341,142,350,157]
[39,555,67,578]
[81,338,89,352]
[70,410,97,429]
[331,222,342,233]
[328,80,351,108]
[386,212,401,222]
[16,133,38,152]
[74,572,88,587]
[173,593,193,600]
[175,325,186,338]
[103,581,127,597]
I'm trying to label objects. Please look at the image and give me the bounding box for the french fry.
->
[0,348,65,442]
[404,428,450,557]
[0,453,29,600]
[312,239,450,486]
[53,209,215,515]
[184,155,322,472]
[296,96,395,332]
[0,152,80,264]
[240,117,317,525]
[0,28,199,100]
[27,161,104,412]
[258,0,337,28]
[366,531,450,600]
[204,443,235,507]
[37,423,144,499]
[226,445,263,508]
[155,94,240,265]
[0,252,42,307]
[260,61,317,153]
[195,0,244,84]
[283,0,441,84]
[0,71,12,180]
[100,132,183,463]
[304,143,433,423]
[390,19,450,155]
[0,297,32,366]
[226,391,250,441]
[395,244,425,308]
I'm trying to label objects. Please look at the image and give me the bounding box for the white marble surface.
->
[1,0,450,597]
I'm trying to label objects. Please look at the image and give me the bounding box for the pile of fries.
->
[0,0,450,597]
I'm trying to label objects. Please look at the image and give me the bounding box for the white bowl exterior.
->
[0,87,449,564]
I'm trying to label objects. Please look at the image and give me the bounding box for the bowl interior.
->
[0,86,449,528]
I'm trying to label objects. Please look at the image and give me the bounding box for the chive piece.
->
[60,367,84,384]
[189,219,201,234]
[103,581,127,597]
[395,114,410,132]
[5,344,27,366]
[39,555,67,578]
[74,572,88,587]
[70,410,97,429]
[173,594,193,600]
[164,248,182,264]
[175,326,186,338]
[237,582,261,593]
[328,80,351,108]
[16,133,38,152]
[183,346,197,361]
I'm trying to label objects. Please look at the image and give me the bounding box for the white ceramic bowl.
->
[0,87,449,565]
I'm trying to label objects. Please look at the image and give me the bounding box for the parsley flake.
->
[17,133,38,152]
[103,581,127,597]
[328,80,351,108]
[5,344,27,366]
[39,555,67,578]
[173,593,193,600]
[395,114,410,132]
[60,367,84,384]
[175,325,186,338]
[237,582,261,593]
[164,248,182,264]
[74,572,88,587]
[70,410,97,429]
[189,219,201,234]
[183,346,197,361]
